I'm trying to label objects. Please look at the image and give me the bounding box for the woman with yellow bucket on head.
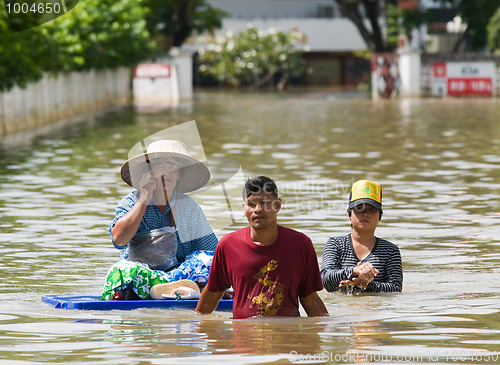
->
[321,180,403,293]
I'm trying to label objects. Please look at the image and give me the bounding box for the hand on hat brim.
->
[121,154,210,193]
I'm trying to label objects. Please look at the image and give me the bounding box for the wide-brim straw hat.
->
[149,279,201,300]
[120,140,210,193]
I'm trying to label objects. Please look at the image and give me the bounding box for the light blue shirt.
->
[109,189,218,262]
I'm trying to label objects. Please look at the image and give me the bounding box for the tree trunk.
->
[173,0,191,47]
[334,0,394,52]
[452,27,469,53]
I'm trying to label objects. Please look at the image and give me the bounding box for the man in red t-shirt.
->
[195,176,329,319]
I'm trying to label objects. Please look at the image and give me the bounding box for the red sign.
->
[447,78,493,96]
[134,64,171,78]
[432,62,496,97]
[433,62,446,78]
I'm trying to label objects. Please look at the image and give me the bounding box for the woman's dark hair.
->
[242,176,278,200]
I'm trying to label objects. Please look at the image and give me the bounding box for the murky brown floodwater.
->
[1,90,500,364]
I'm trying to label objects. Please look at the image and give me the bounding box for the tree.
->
[333,0,397,52]
[487,6,500,53]
[3,0,79,32]
[198,26,306,89]
[332,0,423,52]
[0,12,51,91]
[144,0,227,50]
[0,0,154,91]
[333,0,500,53]
[440,0,500,51]
[45,0,153,71]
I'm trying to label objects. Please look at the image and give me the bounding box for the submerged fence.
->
[0,67,131,137]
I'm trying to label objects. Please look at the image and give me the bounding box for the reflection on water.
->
[0,91,500,363]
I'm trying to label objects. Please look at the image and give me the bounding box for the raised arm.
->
[111,175,155,246]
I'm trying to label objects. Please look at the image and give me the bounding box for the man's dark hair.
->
[242,176,278,200]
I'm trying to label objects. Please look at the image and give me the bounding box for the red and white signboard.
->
[432,62,495,97]
[134,64,171,78]
[132,63,179,108]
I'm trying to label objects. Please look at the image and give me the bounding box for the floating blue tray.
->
[42,294,233,311]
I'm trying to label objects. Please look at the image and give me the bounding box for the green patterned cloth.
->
[101,259,169,300]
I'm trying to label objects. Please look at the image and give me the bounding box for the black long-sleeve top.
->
[321,234,403,293]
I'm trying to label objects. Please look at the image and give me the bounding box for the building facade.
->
[191,0,370,87]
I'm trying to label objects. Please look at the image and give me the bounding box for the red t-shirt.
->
[206,225,323,319]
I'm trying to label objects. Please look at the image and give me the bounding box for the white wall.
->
[0,68,130,136]
[399,52,421,97]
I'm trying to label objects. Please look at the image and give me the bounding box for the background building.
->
[190,0,370,87]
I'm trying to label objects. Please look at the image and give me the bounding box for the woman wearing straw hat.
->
[321,180,403,293]
[101,140,218,300]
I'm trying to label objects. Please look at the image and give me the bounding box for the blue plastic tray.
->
[42,294,233,311]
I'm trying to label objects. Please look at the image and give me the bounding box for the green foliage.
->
[353,48,372,60]
[400,9,430,39]
[439,0,500,50]
[335,0,499,52]
[457,0,500,50]
[0,0,224,92]
[198,27,306,88]
[0,7,49,91]
[0,0,153,91]
[386,3,430,49]
[386,3,401,49]
[145,0,227,47]
[44,0,153,71]
[487,6,500,54]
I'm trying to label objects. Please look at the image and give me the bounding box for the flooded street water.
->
[1,90,500,364]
